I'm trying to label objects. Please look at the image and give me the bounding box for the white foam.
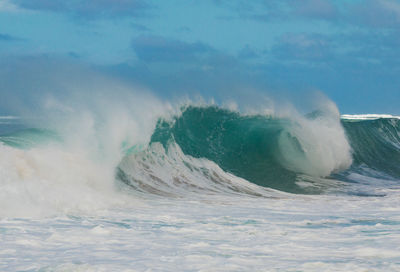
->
[0,143,134,217]
[119,142,281,198]
[1,190,400,271]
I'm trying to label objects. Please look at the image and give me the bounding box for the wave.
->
[341,114,400,120]
[0,100,399,216]
[149,105,352,193]
[0,128,60,148]
[0,116,19,120]
[341,117,400,179]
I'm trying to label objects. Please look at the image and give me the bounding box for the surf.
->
[0,96,399,217]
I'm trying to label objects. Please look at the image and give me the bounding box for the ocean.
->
[1,102,400,271]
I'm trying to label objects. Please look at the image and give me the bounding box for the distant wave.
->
[0,116,19,120]
[341,114,400,120]
[341,117,400,180]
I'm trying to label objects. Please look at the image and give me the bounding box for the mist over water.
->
[0,75,175,216]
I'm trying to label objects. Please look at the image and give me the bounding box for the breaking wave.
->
[0,100,399,216]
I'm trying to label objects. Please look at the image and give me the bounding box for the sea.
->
[1,99,400,271]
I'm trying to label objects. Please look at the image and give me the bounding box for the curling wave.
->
[146,105,352,193]
[0,103,399,217]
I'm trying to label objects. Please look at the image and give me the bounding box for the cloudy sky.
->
[1,0,399,114]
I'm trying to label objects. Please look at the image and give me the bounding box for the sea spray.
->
[0,80,170,217]
[276,99,352,177]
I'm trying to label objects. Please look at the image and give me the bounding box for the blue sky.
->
[0,0,399,114]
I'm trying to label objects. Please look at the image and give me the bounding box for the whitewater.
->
[1,91,400,271]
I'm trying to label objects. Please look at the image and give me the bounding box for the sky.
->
[0,0,399,114]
